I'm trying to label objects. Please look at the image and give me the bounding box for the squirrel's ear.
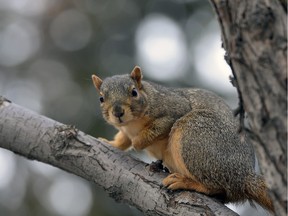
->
[91,74,103,92]
[130,66,143,89]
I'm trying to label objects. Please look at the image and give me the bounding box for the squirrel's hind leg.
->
[164,124,225,196]
[162,173,214,195]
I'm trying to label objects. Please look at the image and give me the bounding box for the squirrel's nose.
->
[112,105,125,118]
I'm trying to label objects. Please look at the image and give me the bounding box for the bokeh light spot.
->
[0,20,41,66]
[47,176,93,216]
[191,21,234,93]
[0,149,16,189]
[28,59,71,100]
[50,9,92,51]
[136,14,188,81]
[0,0,50,16]
[4,79,43,113]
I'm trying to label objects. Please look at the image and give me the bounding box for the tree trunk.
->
[210,1,287,215]
[0,97,237,216]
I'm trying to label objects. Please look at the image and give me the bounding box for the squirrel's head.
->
[92,66,148,126]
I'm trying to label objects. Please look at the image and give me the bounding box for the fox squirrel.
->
[92,66,274,213]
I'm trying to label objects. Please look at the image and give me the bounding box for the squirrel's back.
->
[141,81,192,120]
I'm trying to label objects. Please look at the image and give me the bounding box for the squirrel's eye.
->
[99,96,104,103]
[131,88,138,97]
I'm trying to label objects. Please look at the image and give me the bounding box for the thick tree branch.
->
[0,97,237,216]
[210,1,287,215]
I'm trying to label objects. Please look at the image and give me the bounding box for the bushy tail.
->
[245,173,274,213]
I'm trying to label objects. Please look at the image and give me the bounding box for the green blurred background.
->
[0,0,268,215]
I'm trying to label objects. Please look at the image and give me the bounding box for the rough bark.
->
[0,97,237,216]
[210,1,287,215]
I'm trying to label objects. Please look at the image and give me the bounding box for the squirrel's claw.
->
[162,173,188,190]
[163,173,212,194]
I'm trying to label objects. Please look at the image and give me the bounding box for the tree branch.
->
[210,1,287,215]
[0,96,237,216]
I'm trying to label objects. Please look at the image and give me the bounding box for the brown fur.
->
[165,126,190,176]
[244,173,275,212]
[163,118,225,196]
[162,173,223,195]
[92,66,274,213]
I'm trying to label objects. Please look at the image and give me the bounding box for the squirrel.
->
[91,66,274,213]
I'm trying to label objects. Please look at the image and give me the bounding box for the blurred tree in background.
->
[0,0,266,215]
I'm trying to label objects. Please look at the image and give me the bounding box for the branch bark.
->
[210,1,287,215]
[0,97,237,216]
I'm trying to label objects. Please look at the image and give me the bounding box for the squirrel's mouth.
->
[106,107,135,126]
[111,115,136,126]
[117,117,124,124]
[108,115,127,126]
